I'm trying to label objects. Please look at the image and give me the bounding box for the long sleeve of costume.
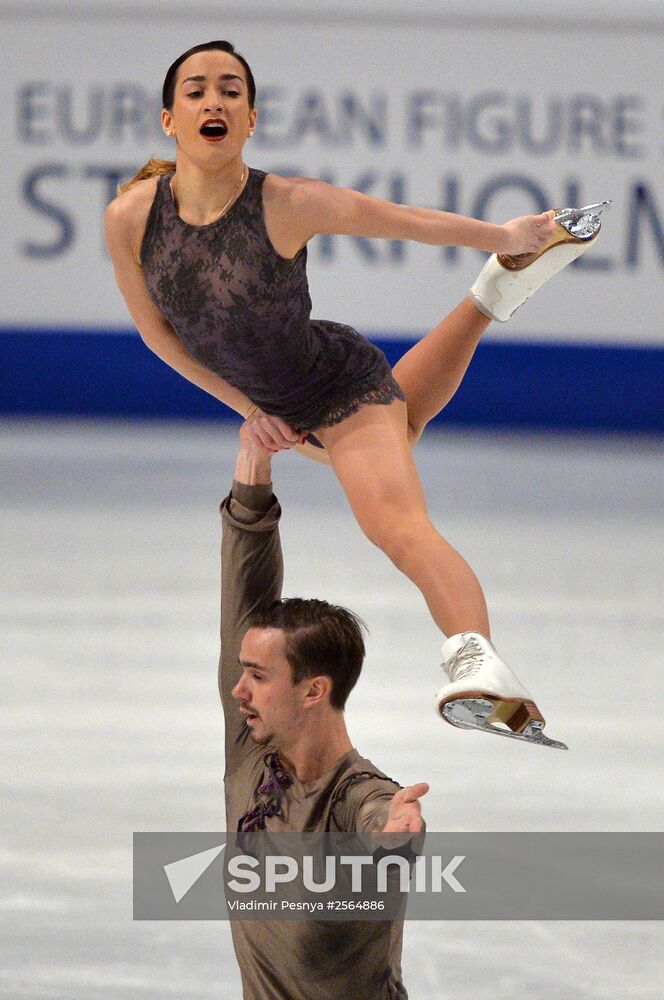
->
[219,481,283,778]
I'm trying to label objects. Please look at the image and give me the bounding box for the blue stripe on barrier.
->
[1,328,663,431]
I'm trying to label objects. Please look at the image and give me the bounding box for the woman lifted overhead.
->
[105,40,606,750]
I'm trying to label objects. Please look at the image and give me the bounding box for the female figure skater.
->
[105,40,601,748]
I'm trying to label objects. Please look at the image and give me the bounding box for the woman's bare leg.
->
[294,298,489,463]
[393,298,490,445]
[316,398,490,638]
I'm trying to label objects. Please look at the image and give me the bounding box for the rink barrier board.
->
[1,328,663,432]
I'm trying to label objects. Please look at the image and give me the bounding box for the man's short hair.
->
[248,598,366,710]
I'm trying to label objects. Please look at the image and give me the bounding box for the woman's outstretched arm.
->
[264,174,557,257]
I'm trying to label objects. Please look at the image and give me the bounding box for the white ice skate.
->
[469,202,611,322]
[435,632,568,750]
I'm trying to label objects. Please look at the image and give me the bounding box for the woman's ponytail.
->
[117,157,176,195]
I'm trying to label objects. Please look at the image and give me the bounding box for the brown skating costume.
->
[220,481,408,999]
[141,168,404,433]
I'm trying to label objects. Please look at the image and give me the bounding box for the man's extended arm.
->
[219,430,282,777]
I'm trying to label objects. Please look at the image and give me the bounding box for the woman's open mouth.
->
[200,118,228,142]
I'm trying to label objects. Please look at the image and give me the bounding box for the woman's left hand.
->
[499,211,558,256]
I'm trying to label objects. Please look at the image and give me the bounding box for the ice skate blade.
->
[553,200,611,232]
[442,698,568,751]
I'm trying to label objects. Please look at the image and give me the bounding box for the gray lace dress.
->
[140,168,404,434]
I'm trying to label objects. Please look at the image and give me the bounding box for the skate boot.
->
[435,632,568,750]
[469,202,611,322]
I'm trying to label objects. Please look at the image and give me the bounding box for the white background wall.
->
[5,1,664,24]
[2,2,663,344]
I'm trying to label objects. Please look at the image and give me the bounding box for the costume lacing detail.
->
[445,635,487,682]
[237,753,293,832]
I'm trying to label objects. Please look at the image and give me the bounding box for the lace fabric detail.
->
[141,168,401,431]
[316,372,405,429]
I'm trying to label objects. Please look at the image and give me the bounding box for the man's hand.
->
[234,418,277,486]
[382,782,429,834]
[244,407,305,454]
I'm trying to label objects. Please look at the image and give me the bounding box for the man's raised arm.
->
[219,426,283,776]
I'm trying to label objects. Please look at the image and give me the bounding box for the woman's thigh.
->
[314,399,430,538]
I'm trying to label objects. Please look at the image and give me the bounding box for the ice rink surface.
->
[2,419,663,999]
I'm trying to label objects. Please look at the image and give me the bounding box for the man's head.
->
[232,599,366,745]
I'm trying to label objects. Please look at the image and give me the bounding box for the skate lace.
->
[446,635,485,681]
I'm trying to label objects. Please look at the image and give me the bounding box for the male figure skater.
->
[220,421,427,999]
